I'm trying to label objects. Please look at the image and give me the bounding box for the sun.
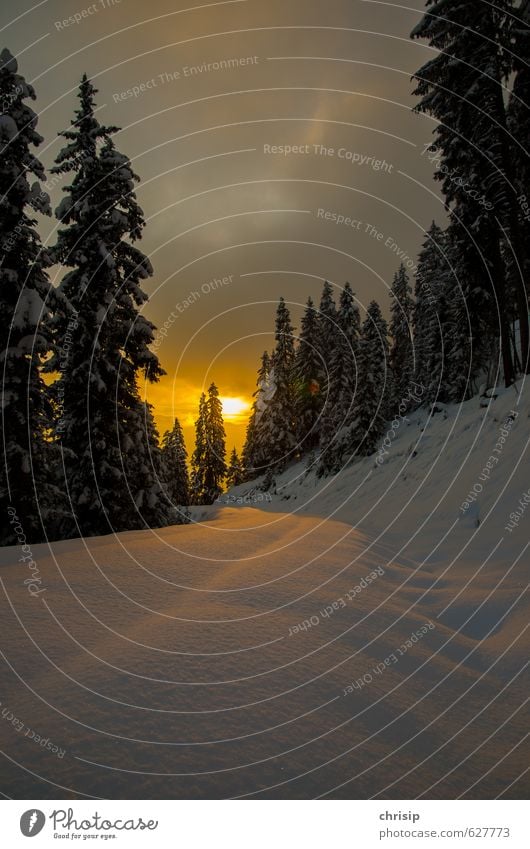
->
[220,396,250,421]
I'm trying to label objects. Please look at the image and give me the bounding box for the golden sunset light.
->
[220,396,251,421]
[2,0,528,813]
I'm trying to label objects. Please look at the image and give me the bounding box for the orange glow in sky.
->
[220,396,251,421]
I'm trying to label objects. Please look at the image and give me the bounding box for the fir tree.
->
[318,282,360,474]
[411,0,529,384]
[292,297,322,452]
[129,401,175,528]
[45,76,165,536]
[226,447,244,489]
[161,417,190,507]
[389,264,414,406]
[349,301,390,455]
[443,217,480,401]
[203,383,227,502]
[260,298,296,470]
[506,0,530,372]
[242,350,273,477]
[335,282,361,415]
[191,393,207,503]
[413,223,459,403]
[316,281,337,396]
[191,384,227,503]
[0,48,62,543]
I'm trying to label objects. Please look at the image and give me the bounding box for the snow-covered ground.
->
[0,386,528,799]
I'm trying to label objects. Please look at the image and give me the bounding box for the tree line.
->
[1,0,528,540]
[242,0,530,482]
[0,51,243,542]
[0,54,195,544]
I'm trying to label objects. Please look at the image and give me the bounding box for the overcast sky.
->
[1,0,444,450]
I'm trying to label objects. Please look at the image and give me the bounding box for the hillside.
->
[0,387,527,799]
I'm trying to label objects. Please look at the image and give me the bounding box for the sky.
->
[1,0,444,453]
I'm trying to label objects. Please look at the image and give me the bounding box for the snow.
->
[0,387,527,799]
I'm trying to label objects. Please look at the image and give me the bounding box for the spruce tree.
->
[292,297,322,452]
[45,76,165,536]
[191,385,226,503]
[414,223,459,403]
[242,350,273,477]
[318,282,360,474]
[411,0,529,384]
[161,417,190,507]
[129,401,175,528]
[335,282,361,416]
[0,48,62,543]
[191,393,207,503]
[226,447,244,489]
[443,217,480,401]
[316,281,337,397]
[350,301,390,455]
[260,298,296,470]
[506,0,530,372]
[203,382,227,502]
[389,264,414,405]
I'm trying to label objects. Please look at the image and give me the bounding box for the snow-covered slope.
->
[0,387,527,800]
[225,383,529,569]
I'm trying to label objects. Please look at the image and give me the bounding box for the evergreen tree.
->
[259,298,296,470]
[242,350,273,477]
[349,301,390,455]
[129,400,175,528]
[203,383,227,502]
[318,282,360,474]
[191,393,207,503]
[335,282,361,416]
[443,217,481,401]
[316,281,337,396]
[292,297,322,452]
[161,417,190,507]
[45,76,165,537]
[411,0,529,384]
[413,223,461,403]
[226,447,244,489]
[191,384,227,503]
[389,264,414,405]
[0,48,62,543]
[506,0,530,372]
